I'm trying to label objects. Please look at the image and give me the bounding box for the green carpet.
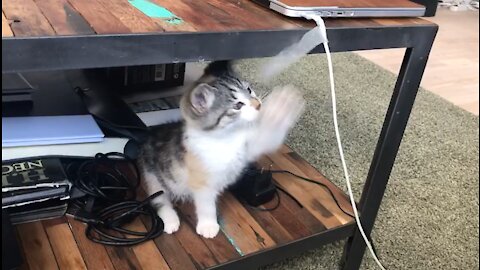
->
[233,53,479,270]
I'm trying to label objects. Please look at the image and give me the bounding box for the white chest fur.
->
[185,128,249,188]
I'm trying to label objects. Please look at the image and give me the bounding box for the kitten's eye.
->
[234,102,245,110]
[247,87,252,94]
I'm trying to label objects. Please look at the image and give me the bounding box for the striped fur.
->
[138,61,304,238]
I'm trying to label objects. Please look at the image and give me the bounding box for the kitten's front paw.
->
[254,85,305,154]
[196,220,220,238]
[158,208,180,234]
[261,85,305,131]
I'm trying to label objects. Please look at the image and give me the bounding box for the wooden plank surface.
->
[102,234,144,270]
[241,197,295,244]
[16,222,59,270]
[273,191,325,235]
[150,234,198,270]
[174,216,219,269]
[137,188,199,270]
[266,155,348,229]
[2,0,435,38]
[124,219,171,270]
[34,0,94,35]
[14,228,31,270]
[43,218,87,270]
[258,156,328,234]
[68,217,116,270]
[71,213,144,270]
[206,0,288,30]
[2,0,55,36]
[276,150,354,223]
[270,150,354,224]
[66,0,131,34]
[96,0,164,33]
[218,193,276,254]
[178,202,241,263]
[285,150,353,215]
[2,11,13,36]
[223,0,305,29]
[150,0,220,31]
[130,0,196,32]
[13,146,356,270]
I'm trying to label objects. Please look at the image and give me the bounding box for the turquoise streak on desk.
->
[128,0,183,25]
[218,217,245,256]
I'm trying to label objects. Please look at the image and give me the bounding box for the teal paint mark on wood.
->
[128,0,183,25]
[218,217,244,256]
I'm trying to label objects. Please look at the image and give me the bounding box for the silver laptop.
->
[254,0,426,18]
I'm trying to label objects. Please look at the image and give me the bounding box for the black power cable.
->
[272,170,381,258]
[244,190,281,212]
[66,152,164,246]
[238,167,354,217]
[241,167,381,261]
[271,170,355,218]
[84,191,164,246]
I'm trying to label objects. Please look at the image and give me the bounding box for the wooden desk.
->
[2,0,434,73]
[2,1,438,269]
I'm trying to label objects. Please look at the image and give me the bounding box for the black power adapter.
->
[229,163,277,206]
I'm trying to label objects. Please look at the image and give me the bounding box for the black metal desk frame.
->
[2,22,438,270]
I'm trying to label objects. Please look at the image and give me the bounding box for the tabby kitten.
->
[138,61,304,238]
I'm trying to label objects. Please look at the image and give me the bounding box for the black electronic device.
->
[103,63,186,93]
[2,73,35,116]
[2,71,88,117]
[230,164,277,207]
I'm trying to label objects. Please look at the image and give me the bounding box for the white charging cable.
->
[260,14,387,269]
[306,15,387,270]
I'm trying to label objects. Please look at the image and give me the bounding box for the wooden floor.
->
[357,8,479,115]
[14,146,354,270]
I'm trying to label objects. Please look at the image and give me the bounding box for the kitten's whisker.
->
[260,90,272,101]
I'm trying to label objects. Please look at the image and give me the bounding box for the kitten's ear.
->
[190,83,215,114]
[204,60,234,77]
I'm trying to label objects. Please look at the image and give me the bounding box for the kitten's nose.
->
[250,98,261,110]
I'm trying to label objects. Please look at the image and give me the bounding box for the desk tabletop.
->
[2,0,435,38]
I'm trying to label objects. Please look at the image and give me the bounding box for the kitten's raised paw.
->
[196,220,220,238]
[261,85,305,129]
[158,208,180,234]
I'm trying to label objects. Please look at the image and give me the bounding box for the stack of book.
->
[126,94,183,127]
[2,72,107,224]
[2,158,71,224]
[1,71,134,161]
[121,63,204,127]
[1,67,194,223]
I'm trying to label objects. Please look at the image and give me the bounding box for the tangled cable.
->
[67,152,164,246]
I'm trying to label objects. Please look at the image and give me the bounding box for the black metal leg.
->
[340,27,437,270]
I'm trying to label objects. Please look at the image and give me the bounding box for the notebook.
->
[2,115,104,147]
[2,137,130,161]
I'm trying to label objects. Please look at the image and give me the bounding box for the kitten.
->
[137,61,304,238]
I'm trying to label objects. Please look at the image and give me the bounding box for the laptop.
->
[253,0,426,18]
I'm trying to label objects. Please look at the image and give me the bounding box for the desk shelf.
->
[14,145,356,270]
[4,1,438,269]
